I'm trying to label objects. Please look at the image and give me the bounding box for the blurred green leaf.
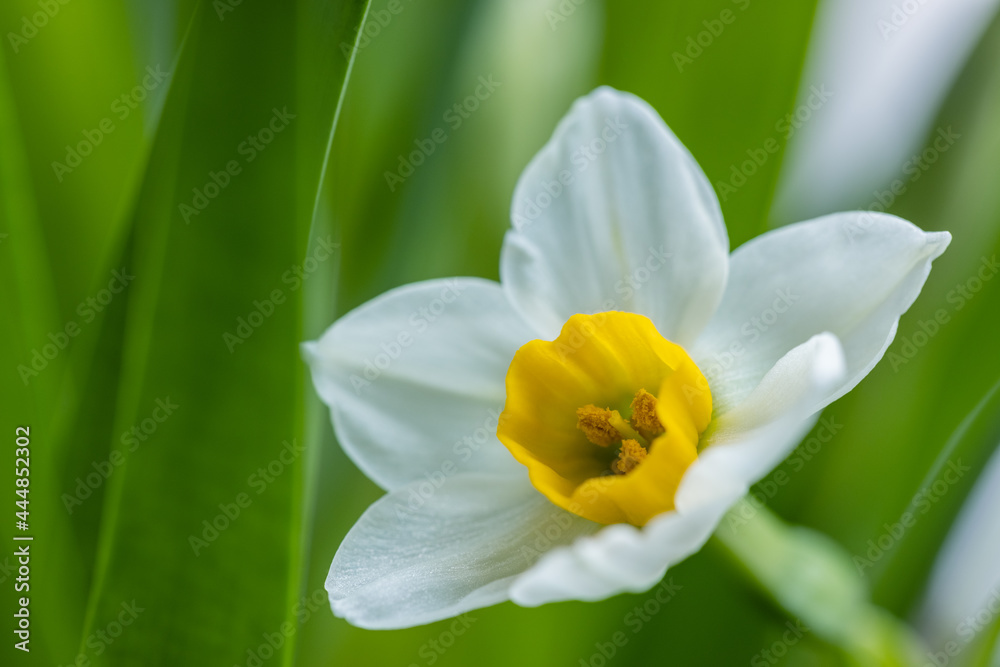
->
[69,1,369,665]
[0,41,74,667]
[0,7,193,661]
[600,0,820,246]
[330,0,603,310]
[966,617,1000,667]
[0,43,58,409]
[875,375,1000,591]
[0,0,144,313]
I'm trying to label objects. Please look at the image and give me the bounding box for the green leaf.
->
[0,0,146,313]
[71,2,370,664]
[966,617,1000,667]
[874,375,1000,589]
[0,8,188,660]
[0,42,78,667]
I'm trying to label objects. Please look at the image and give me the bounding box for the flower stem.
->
[713,497,926,666]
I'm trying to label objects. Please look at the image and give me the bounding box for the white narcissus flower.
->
[304,87,950,630]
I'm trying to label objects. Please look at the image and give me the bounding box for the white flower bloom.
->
[304,87,950,629]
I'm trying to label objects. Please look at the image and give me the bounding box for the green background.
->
[1,0,999,665]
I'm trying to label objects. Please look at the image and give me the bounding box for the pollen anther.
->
[576,405,620,447]
[629,388,665,439]
[611,439,648,475]
[576,405,645,447]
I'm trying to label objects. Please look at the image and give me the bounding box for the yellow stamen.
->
[576,405,646,447]
[629,388,664,439]
[611,439,647,475]
[575,405,619,447]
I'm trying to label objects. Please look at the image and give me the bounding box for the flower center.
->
[574,388,666,475]
[497,312,712,526]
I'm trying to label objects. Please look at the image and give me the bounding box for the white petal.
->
[692,212,949,415]
[693,332,847,490]
[303,278,537,491]
[511,334,846,606]
[500,86,729,345]
[510,498,733,605]
[327,472,598,629]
